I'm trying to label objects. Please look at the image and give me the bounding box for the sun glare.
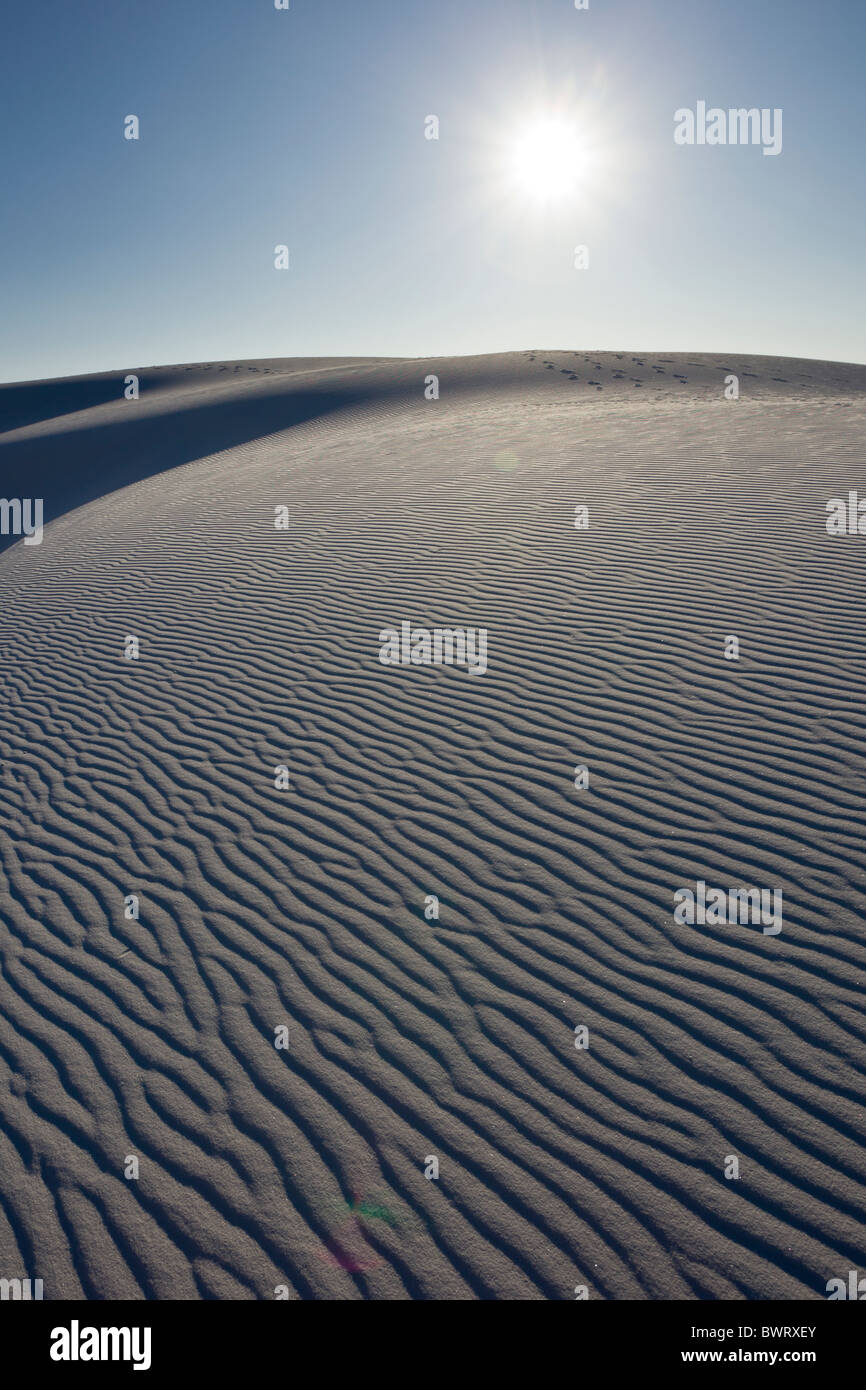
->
[509,117,587,201]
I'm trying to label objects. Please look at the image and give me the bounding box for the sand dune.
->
[1,351,865,1299]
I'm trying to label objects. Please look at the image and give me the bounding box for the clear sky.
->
[2,0,864,381]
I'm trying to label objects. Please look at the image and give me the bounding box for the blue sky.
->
[1,0,864,381]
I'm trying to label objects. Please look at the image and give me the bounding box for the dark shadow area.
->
[0,372,195,435]
[0,359,391,436]
[0,379,381,553]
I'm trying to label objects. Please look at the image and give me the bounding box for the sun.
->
[509,117,587,201]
